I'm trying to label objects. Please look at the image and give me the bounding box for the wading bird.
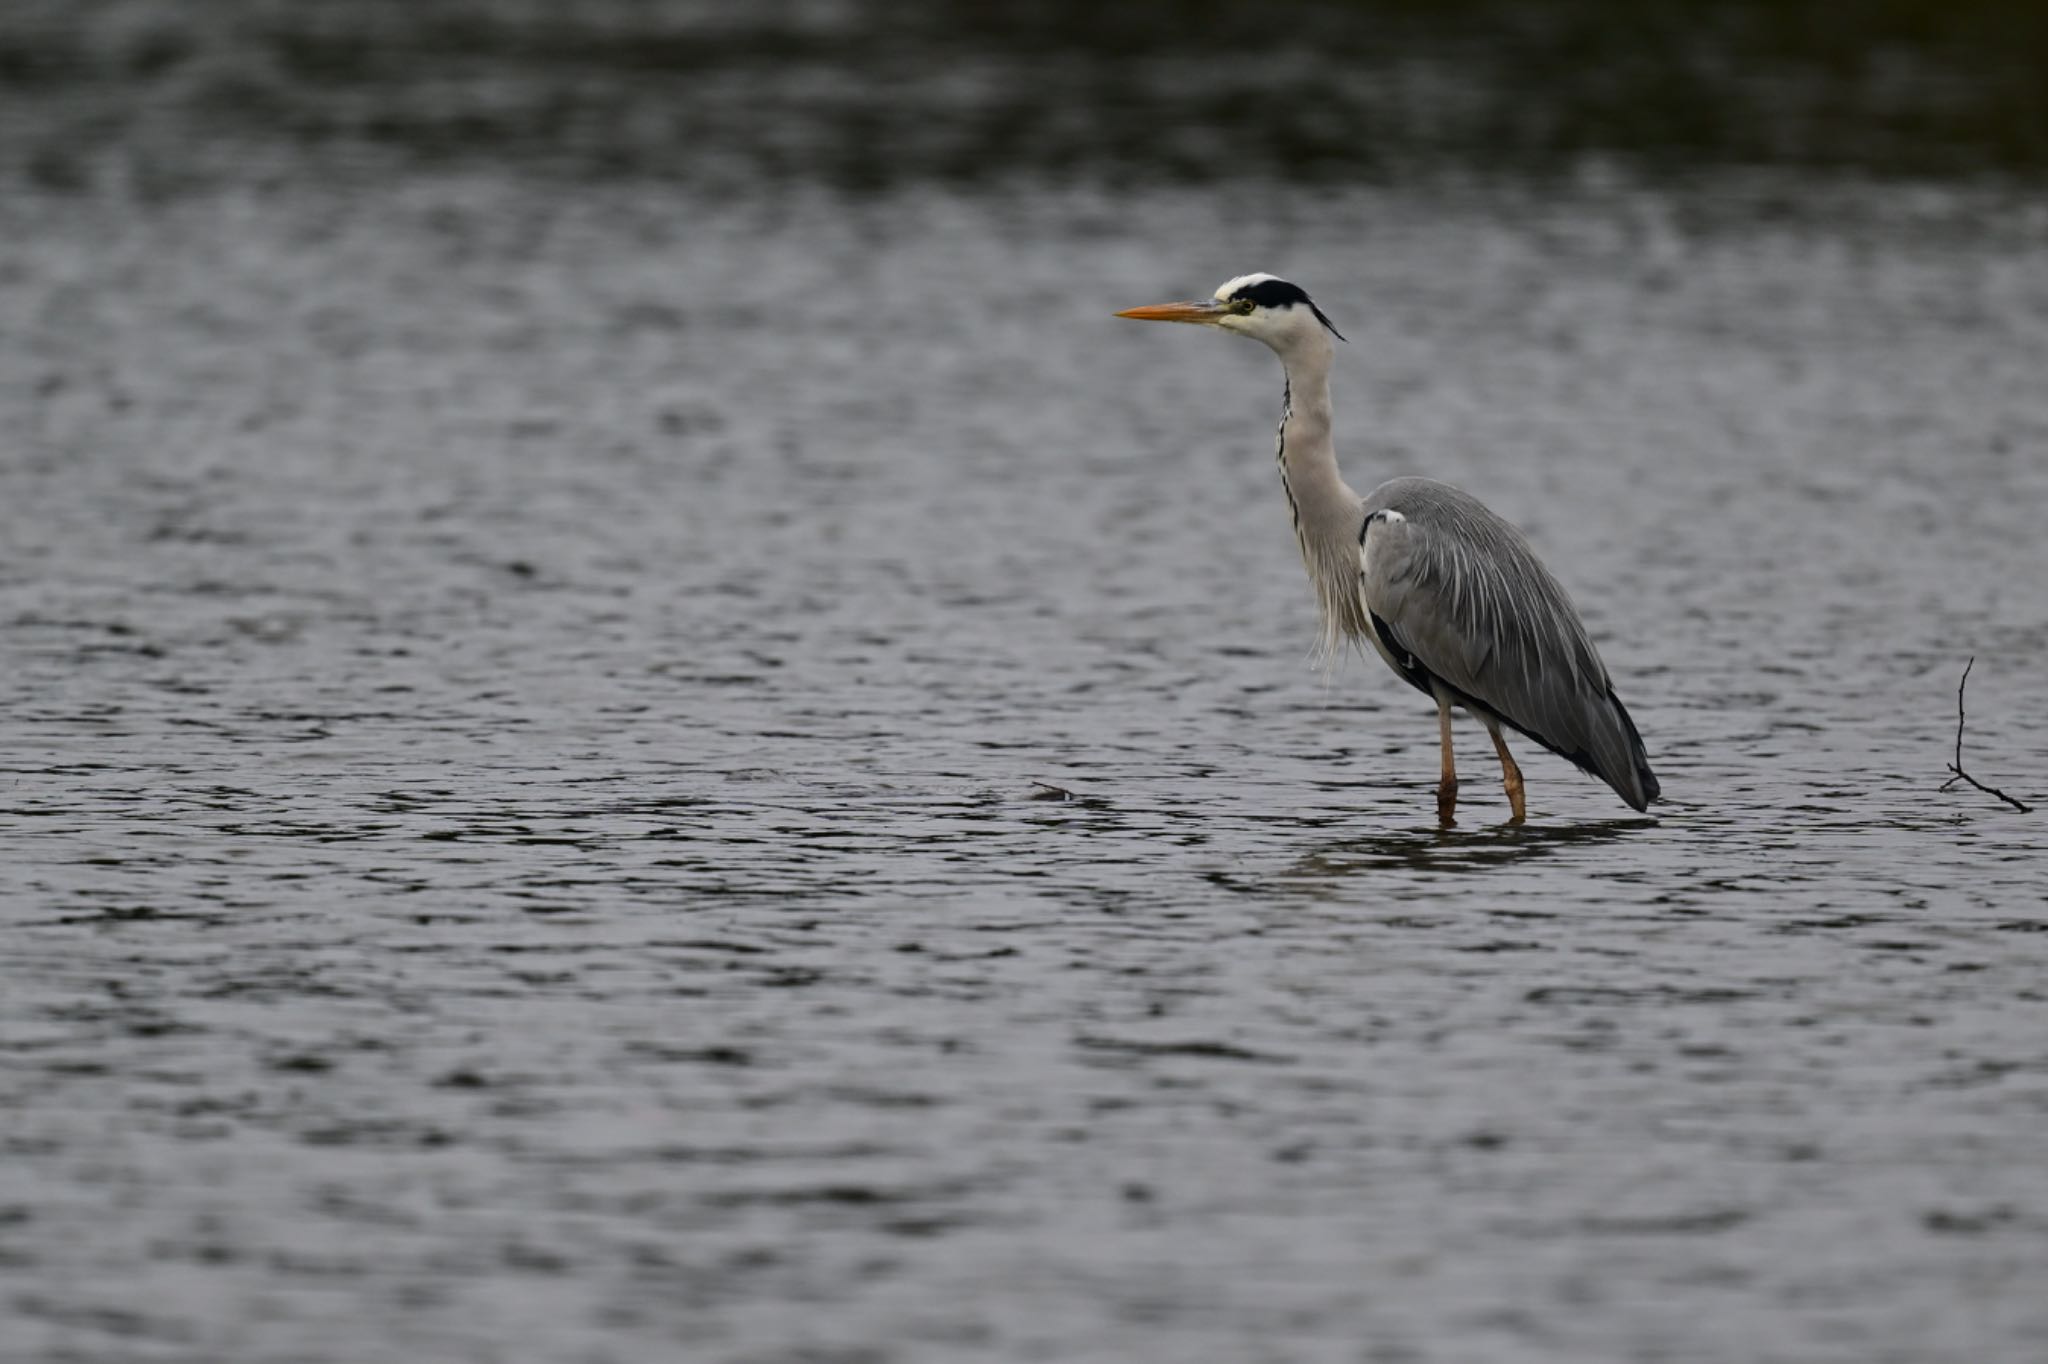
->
[1117,274,1659,824]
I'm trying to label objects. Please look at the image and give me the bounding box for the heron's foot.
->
[1435,777,1459,828]
[1503,772,1526,825]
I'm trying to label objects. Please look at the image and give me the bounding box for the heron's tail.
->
[1606,689,1659,810]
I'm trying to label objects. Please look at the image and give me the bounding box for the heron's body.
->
[1119,273,1659,823]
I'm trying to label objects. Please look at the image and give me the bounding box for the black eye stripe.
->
[1226,278,1312,309]
[1223,277,1347,341]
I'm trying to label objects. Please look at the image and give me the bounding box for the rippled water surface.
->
[6,71,2048,1364]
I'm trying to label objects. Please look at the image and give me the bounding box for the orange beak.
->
[1114,301,1228,325]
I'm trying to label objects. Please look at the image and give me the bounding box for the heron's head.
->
[1115,273,1345,355]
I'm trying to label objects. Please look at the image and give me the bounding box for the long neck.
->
[1272,336,1370,653]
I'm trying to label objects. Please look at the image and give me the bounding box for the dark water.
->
[6,5,2048,1363]
[5,0,2048,190]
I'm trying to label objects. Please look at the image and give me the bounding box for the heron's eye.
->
[1232,299,1255,315]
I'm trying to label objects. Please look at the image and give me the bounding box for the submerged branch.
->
[1938,657,2031,813]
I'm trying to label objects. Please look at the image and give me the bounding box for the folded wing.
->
[1359,478,1659,811]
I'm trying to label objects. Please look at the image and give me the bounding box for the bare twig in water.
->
[1028,782,1074,802]
[1938,658,2031,812]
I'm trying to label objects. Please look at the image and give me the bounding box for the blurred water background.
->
[4,3,2048,1362]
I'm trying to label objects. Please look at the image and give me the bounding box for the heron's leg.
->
[1434,688,1458,827]
[1483,715,1526,825]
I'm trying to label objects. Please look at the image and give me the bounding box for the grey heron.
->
[1117,273,1659,825]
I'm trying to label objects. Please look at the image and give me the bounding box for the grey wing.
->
[1358,480,1658,810]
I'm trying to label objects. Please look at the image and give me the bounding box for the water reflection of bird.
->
[1118,274,1659,825]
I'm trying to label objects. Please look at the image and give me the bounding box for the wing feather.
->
[1359,478,1657,810]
